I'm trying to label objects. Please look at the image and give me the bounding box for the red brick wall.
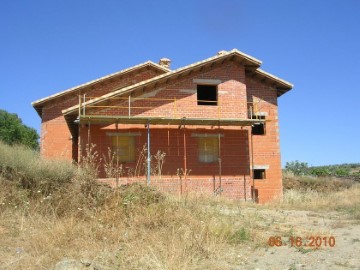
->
[80,126,249,176]
[79,123,252,200]
[98,176,252,201]
[246,77,283,203]
[89,62,248,120]
[76,62,282,200]
[40,69,160,159]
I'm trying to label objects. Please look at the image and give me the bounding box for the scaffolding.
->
[78,95,267,124]
[75,95,269,201]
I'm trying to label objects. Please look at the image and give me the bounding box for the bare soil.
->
[226,208,360,270]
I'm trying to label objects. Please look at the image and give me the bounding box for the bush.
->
[229,227,251,244]
[308,167,329,177]
[334,167,350,176]
[285,160,309,176]
[285,161,358,178]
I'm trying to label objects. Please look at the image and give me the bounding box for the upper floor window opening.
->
[197,85,217,106]
[251,115,266,135]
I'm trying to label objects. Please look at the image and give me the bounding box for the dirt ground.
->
[225,208,360,270]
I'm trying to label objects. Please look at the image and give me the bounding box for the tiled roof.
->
[32,61,169,107]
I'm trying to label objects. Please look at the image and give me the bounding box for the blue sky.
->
[1,0,359,166]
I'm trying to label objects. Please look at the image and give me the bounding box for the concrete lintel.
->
[193,79,222,85]
[254,111,268,116]
[252,165,270,170]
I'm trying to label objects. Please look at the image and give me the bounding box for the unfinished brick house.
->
[32,49,293,203]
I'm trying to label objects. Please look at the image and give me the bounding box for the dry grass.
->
[277,174,360,219]
[1,179,359,269]
[283,185,360,219]
[283,171,354,192]
[0,141,75,197]
[0,140,258,270]
[0,178,259,269]
[1,142,359,269]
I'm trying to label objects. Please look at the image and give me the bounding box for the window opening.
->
[254,169,266,179]
[112,136,135,162]
[198,137,218,163]
[197,85,217,106]
[252,115,266,135]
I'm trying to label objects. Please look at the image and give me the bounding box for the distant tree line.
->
[0,109,39,150]
[285,160,360,178]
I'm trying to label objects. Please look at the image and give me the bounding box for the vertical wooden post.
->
[78,95,82,118]
[128,95,131,118]
[87,120,91,146]
[183,125,187,193]
[218,122,222,195]
[147,122,151,186]
[250,127,255,203]
[78,95,82,165]
[116,121,119,188]
[83,94,86,116]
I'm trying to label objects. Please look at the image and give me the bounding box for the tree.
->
[0,109,39,150]
[285,160,309,176]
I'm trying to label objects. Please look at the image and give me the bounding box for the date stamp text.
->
[268,236,335,248]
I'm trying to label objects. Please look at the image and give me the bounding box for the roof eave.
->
[246,68,293,97]
[33,106,42,117]
[276,87,293,97]
[31,61,169,109]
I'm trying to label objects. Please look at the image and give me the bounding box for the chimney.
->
[159,58,171,69]
[217,50,228,56]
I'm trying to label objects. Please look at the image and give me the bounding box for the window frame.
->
[111,136,136,163]
[197,136,219,163]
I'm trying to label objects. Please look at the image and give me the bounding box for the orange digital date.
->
[268,236,335,247]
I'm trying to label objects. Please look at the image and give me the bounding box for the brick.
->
[37,58,289,203]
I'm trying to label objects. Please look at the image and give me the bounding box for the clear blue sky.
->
[1,0,359,166]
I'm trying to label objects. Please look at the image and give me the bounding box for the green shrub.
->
[285,160,309,176]
[229,227,251,244]
[285,161,359,178]
[334,167,350,176]
[308,167,330,177]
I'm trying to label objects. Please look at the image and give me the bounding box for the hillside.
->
[0,142,359,269]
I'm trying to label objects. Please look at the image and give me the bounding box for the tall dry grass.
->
[0,178,258,269]
[1,141,359,269]
[270,172,360,219]
[0,142,257,269]
[0,141,75,197]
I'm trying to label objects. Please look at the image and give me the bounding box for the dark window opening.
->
[251,115,266,135]
[197,85,217,106]
[254,169,266,179]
